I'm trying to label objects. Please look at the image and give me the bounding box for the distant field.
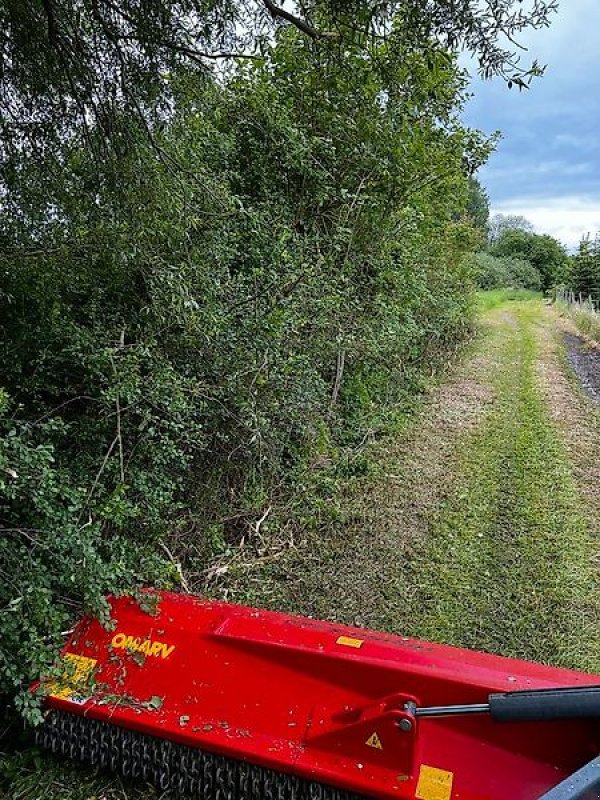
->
[476,288,541,312]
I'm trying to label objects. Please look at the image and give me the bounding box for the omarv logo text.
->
[111,632,175,659]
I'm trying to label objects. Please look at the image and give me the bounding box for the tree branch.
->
[41,0,59,47]
[167,42,263,64]
[261,0,338,40]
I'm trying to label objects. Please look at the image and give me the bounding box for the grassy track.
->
[405,301,599,669]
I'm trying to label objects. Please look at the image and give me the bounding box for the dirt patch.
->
[563,332,600,405]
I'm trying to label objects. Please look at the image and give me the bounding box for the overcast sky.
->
[462,0,600,250]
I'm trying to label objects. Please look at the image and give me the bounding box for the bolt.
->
[397,718,413,732]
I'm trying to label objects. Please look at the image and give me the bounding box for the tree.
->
[488,213,535,243]
[570,236,600,303]
[490,229,567,291]
[0,0,558,166]
[465,177,490,242]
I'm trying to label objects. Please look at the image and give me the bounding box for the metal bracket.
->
[306,692,419,777]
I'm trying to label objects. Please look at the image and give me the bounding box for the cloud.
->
[492,196,600,250]
[484,161,592,180]
[463,2,600,253]
[552,133,600,152]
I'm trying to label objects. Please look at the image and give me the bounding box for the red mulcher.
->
[36,591,600,800]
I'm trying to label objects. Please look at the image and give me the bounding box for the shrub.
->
[0,403,171,723]
[473,252,542,291]
[489,230,568,291]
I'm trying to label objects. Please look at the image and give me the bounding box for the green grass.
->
[555,300,600,343]
[571,308,600,344]
[402,300,599,669]
[477,288,541,313]
[0,747,162,800]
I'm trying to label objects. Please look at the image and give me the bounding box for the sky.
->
[462,0,600,251]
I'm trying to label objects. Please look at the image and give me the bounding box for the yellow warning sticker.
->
[365,732,383,750]
[336,636,364,649]
[48,653,97,702]
[416,765,454,800]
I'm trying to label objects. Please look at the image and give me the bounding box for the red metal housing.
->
[40,591,600,799]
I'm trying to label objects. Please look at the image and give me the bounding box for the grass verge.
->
[569,308,600,345]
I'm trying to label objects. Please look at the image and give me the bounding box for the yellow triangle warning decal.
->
[365,732,383,750]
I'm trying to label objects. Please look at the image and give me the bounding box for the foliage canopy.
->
[466,177,490,243]
[488,213,535,244]
[0,0,557,164]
